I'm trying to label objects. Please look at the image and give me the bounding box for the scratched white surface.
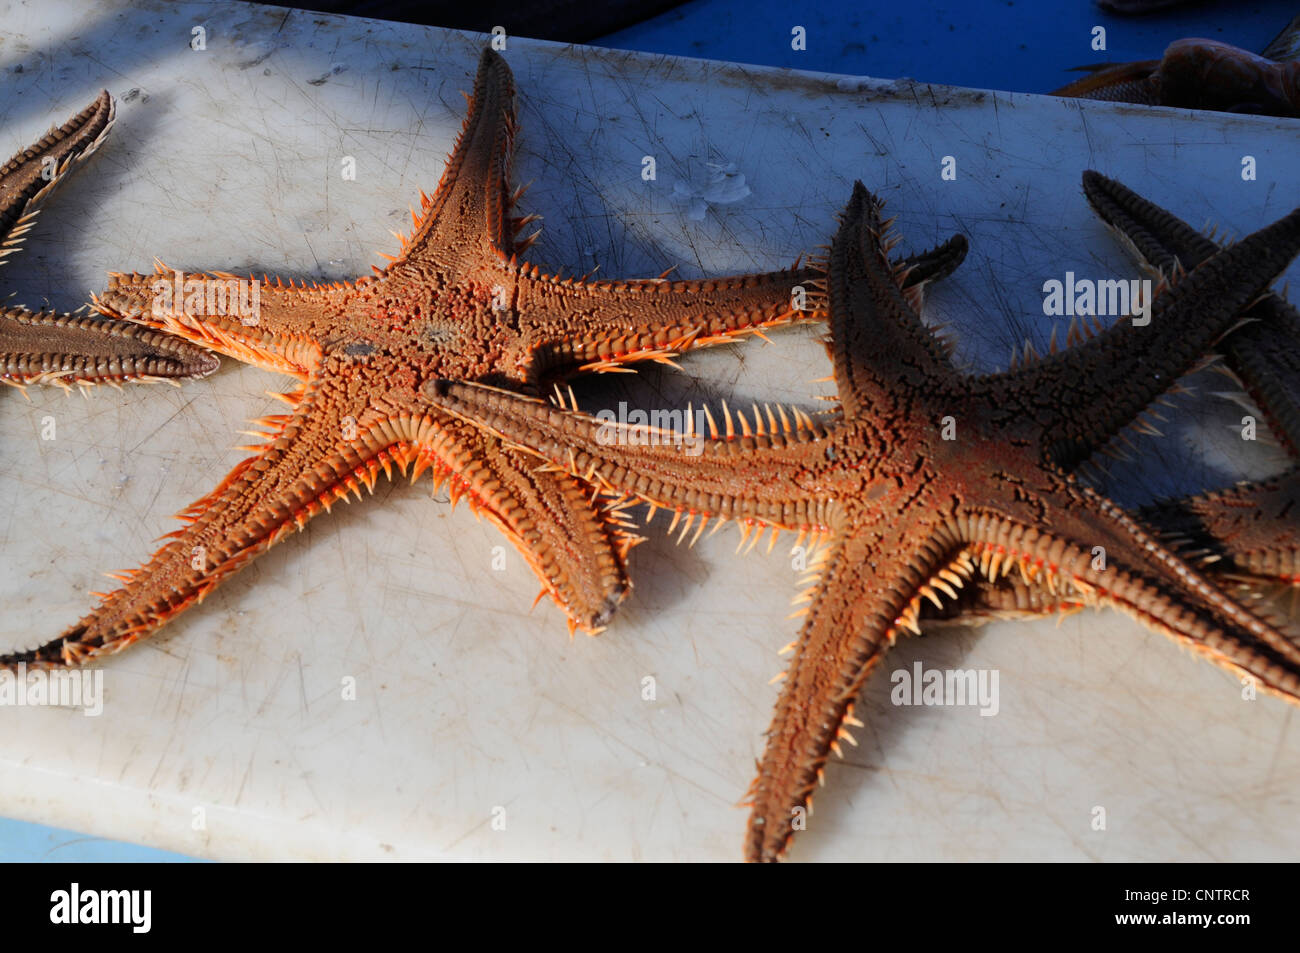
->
[1,0,1298,862]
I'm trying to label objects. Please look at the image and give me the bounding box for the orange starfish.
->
[1,91,216,387]
[1,49,811,667]
[428,178,1300,860]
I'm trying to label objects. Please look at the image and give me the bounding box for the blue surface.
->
[599,0,1298,93]
[0,816,197,862]
[6,0,1297,864]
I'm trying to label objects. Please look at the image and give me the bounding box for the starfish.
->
[1083,169,1300,456]
[0,48,822,668]
[427,177,1300,861]
[1,91,216,387]
[929,171,1300,625]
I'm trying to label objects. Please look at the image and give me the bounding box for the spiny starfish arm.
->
[1138,468,1300,586]
[94,267,337,379]
[397,48,518,266]
[916,572,1070,627]
[0,92,216,385]
[1081,169,1218,274]
[0,305,217,385]
[744,514,964,862]
[916,470,1300,629]
[895,233,969,312]
[959,481,1300,700]
[1215,318,1300,457]
[1083,170,1300,455]
[745,475,1300,861]
[983,185,1300,470]
[415,419,635,633]
[0,372,401,669]
[0,90,113,258]
[515,264,818,381]
[822,183,960,418]
[425,379,840,533]
[511,233,969,383]
[868,232,972,369]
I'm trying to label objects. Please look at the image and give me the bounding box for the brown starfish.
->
[929,171,1300,625]
[427,177,1300,861]
[1083,169,1300,457]
[0,48,820,668]
[1,91,216,387]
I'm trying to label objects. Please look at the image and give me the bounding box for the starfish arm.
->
[743,471,1300,862]
[896,233,969,311]
[754,179,1300,862]
[0,371,399,668]
[513,233,966,383]
[745,511,964,862]
[0,90,113,257]
[822,183,962,418]
[94,267,340,378]
[983,187,1300,469]
[958,478,1300,700]
[412,418,636,633]
[913,178,1300,626]
[0,306,217,385]
[1217,315,1300,456]
[1139,469,1300,585]
[1082,169,1218,273]
[514,264,817,381]
[0,92,217,385]
[922,469,1300,627]
[396,49,518,266]
[917,572,1068,627]
[1083,170,1300,454]
[426,379,839,534]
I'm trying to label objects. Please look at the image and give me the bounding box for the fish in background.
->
[1054,15,1300,117]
